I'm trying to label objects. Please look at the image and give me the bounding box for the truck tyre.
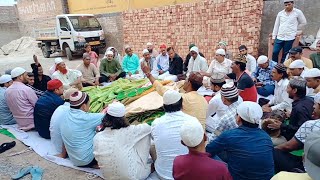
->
[65,47,73,60]
[41,46,50,58]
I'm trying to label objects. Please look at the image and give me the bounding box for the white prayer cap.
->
[303,68,320,78]
[11,67,26,78]
[124,45,131,50]
[190,46,199,54]
[142,49,150,55]
[215,49,226,56]
[55,57,64,64]
[237,101,263,124]
[146,42,153,46]
[289,60,305,69]
[163,90,182,105]
[63,88,78,100]
[180,119,204,147]
[0,74,12,84]
[257,55,269,65]
[284,0,294,3]
[220,82,239,99]
[106,50,113,55]
[314,93,320,104]
[107,102,126,117]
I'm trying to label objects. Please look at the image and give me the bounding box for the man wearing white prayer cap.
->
[60,91,104,168]
[201,49,232,84]
[150,89,200,180]
[52,59,82,90]
[186,46,208,77]
[252,55,277,96]
[0,74,16,125]
[289,59,308,77]
[100,49,126,83]
[206,101,274,180]
[304,68,320,94]
[139,49,157,78]
[172,120,232,179]
[146,42,159,58]
[272,93,320,174]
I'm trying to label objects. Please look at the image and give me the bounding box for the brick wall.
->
[123,0,263,60]
[16,0,66,36]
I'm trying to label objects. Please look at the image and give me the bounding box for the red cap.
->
[159,44,166,49]
[47,79,63,91]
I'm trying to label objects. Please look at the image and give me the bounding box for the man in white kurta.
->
[187,46,208,77]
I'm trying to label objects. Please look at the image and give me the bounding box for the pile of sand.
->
[0,36,42,57]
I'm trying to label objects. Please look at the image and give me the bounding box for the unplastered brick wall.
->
[123,0,263,60]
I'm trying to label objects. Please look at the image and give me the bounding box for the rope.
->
[7,147,33,157]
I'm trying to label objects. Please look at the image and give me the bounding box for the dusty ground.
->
[0,134,102,180]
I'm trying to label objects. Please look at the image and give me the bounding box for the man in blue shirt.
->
[122,45,140,76]
[61,91,104,168]
[0,75,16,125]
[206,101,274,180]
[252,55,277,97]
[34,79,64,139]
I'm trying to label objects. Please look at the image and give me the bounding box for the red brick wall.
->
[123,0,263,60]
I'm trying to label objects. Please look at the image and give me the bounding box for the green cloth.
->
[0,128,16,139]
[310,53,320,69]
[290,149,304,157]
[100,58,123,77]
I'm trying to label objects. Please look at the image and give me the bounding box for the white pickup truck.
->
[35,14,106,60]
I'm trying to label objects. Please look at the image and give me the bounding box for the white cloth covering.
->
[93,124,151,180]
[237,101,263,124]
[246,54,257,75]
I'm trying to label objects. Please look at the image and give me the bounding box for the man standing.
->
[100,51,125,82]
[252,55,277,97]
[31,55,51,91]
[26,72,45,98]
[173,120,232,180]
[268,78,313,140]
[187,46,208,77]
[150,90,198,180]
[310,40,320,69]
[155,44,170,79]
[184,44,205,73]
[34,79,64,139]
[304,68,320,94]
[158,47,183,82]
[272,0,307,63]
[206,101,274,180]
[0,75,15,125]
[77,53,100,87]
[238,45,257,75]
[122,46,140,76]
[226,54,257,102]
[6,67,38,131]
[284,47,313,69]
[52,58,82,90]
[146,42,158,59]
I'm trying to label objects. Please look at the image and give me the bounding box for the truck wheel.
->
[65,47,73,60]
[41,46,50,58]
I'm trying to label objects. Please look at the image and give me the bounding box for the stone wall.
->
[259,0,320,55]
[122,0,264,60]
[0,6,21,46]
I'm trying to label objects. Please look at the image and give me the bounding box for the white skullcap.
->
[289,60,305,69]
[107,102,126,117]
[0,74,12,84]
[54,57,64,64]
[304,68,320,78]
[216,49,226,56]
[284,0,294,3]
[63,88,78,100]
[124,45,131,50]
[220,82,239,99]
[314,93,320,104]
[146,42,153,46]
[257,55,269,65]
[180,120,204,147]
[237,101,263,124]
[142,49,150,55]
[11,67,26,78]
[190,46,199,54]
[106,50,113,55]
[163,90,182,105]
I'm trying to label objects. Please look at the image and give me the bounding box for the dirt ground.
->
[0,134,102,180]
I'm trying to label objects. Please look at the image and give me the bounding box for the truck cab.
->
[36,14,106,60]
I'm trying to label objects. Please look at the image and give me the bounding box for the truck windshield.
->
[68,16,102,32]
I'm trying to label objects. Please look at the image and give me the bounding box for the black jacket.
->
[169,54,183,75]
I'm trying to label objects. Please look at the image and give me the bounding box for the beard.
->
[58,66,68,74]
